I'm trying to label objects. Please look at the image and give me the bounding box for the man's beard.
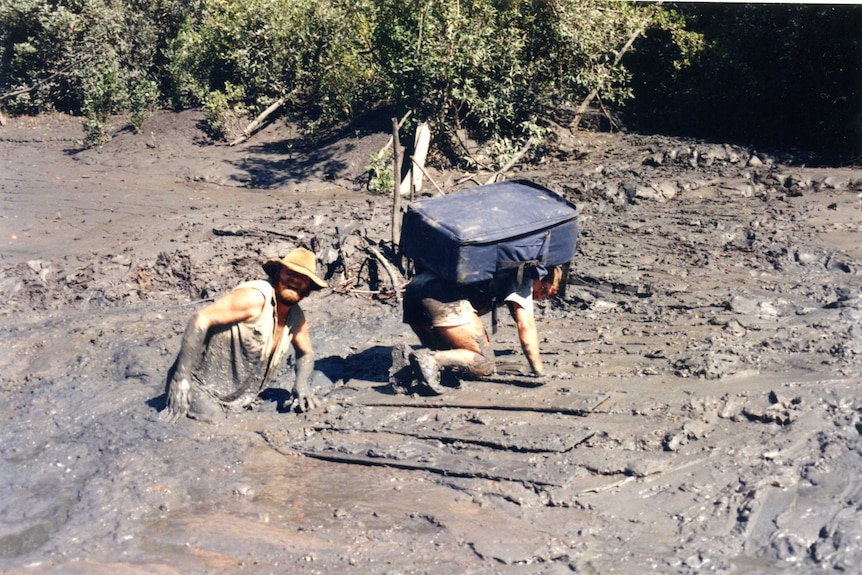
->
[276,286,303,305]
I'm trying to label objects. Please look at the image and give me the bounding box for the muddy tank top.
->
[193,279,305,410]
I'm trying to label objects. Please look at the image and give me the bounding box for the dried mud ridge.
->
[1,114,862,573]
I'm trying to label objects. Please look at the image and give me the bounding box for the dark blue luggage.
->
[400,179,578,285]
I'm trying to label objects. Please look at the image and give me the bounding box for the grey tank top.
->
[193,279,305,409]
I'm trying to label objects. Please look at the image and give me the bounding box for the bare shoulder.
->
[200,285,267,326]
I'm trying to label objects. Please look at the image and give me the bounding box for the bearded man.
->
[163,247,327,422]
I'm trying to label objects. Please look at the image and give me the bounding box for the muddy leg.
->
[427,316,496,379]
[408,349,446,395]
[389,343,415,394]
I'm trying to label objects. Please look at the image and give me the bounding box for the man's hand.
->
[290,379,321,413]
[291,342,319,413]
[161,316,207,423]
[162,377,191,423]
[529,369,548,385]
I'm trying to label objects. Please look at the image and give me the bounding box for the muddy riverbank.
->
[1,110,861,574]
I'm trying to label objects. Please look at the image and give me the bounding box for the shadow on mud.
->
[317,344,393,384]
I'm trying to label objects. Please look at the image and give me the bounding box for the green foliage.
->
[370,0,698,165]
[166,0,382,138]
[129,77,160,132]
[0,0,200,145]
[202,89,232,140]
[366,149,394,195]
[1,0,709,154]
[82,62,120,147]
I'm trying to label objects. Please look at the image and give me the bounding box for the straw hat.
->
[263,247,327,289]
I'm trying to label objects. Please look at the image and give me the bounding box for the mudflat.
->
[1,110,861,574]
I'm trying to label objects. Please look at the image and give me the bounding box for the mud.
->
[1,110,861,574]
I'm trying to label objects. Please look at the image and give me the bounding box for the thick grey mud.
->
[1,112,861,574]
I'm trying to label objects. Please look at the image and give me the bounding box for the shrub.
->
[0,0,200,144]
[371,0,700,165]
[166,0,382,138]
[1,0,704,156]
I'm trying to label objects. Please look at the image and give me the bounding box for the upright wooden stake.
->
[391,117,403,250]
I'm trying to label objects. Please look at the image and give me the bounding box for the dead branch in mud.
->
[455,174,485,187]
[280,447,562,488]
[212,225,302,241]
[365,243,405,303]
[483,137,536,185]
[410,155,445,195]
[306,423,585,454]
[447,129,536,187]
[470,372,548,387]
[449,128,492,173]
[375,111,412,157]
[229,96,288,146]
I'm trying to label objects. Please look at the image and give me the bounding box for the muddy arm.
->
[509,302,544,377]
[163,288,266,422]
[164,316,207,422]
[290,320,320,413]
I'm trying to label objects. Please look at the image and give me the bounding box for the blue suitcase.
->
[400,179,578,285]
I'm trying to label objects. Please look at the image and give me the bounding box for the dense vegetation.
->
[1,0,859,160]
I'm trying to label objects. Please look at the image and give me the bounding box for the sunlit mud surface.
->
[1,111,861,574]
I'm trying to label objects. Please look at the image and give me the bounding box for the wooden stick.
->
[376,111,412,156]
[229,95,287,146]
[212,225,301,241]
[391,117,403,248]
[483,137,535,185]
[410,155,445,196]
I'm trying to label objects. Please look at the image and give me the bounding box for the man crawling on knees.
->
[397,265,564,394]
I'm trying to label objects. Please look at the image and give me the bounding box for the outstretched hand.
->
[529,370,548,385]
[162,377,191,423]
[291,379,321,413]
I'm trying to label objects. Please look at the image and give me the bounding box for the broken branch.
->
[376,111,412,156]
[229,96,287,146]
[410,155,445,196]
[212,225,301,241]
[483,137,536,185]
[365,244,405,303]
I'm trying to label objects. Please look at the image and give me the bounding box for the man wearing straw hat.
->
[163,247,327,423]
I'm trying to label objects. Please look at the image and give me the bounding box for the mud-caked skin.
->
[388,343,414,394]
[162,248,327,422]
[401,268,563,386]
[408,349,445,395]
